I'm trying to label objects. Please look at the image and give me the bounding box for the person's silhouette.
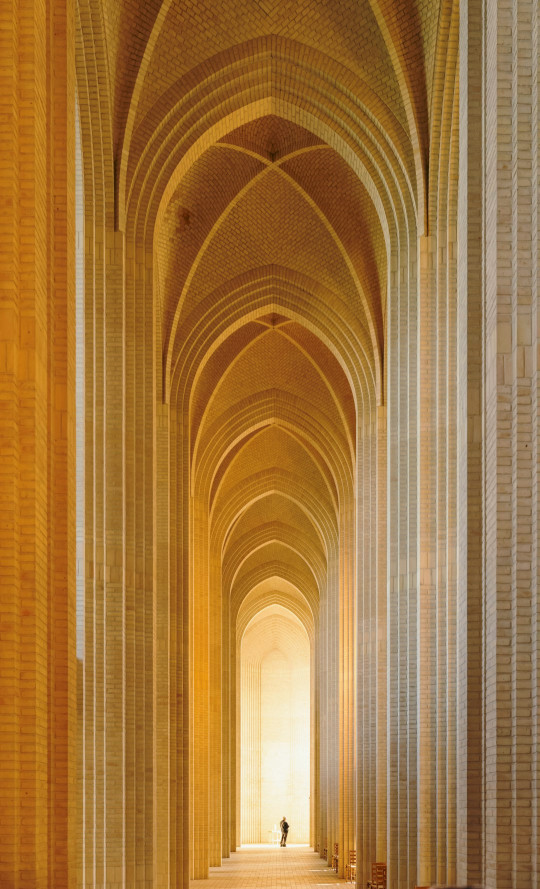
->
[279,817,289,847]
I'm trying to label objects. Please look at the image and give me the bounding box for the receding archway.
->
[240,605,311,845]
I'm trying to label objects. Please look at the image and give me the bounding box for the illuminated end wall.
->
[241,605,310,844]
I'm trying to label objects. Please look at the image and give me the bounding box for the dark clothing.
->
[280,821,289,846]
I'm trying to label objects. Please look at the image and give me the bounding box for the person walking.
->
[279,817,289,847]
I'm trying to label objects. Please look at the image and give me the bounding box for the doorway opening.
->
[240,605,311,845]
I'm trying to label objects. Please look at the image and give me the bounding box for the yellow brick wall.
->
[458,2,539,887]
[1,2,538,889]
[0,1,76,887]
[73,1,538,886]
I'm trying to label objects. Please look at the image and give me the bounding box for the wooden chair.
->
[331,843,339,872]
[345,850,357,883]
[367,862,386,889]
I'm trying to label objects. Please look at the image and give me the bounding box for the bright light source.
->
[241,606,310,844]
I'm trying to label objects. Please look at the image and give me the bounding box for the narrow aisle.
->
[190,846,348,889]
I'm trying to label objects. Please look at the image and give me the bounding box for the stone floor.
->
[191,845,348,889]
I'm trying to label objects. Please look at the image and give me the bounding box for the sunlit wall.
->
[241,606,310,844]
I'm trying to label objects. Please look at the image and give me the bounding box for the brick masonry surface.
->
[0,2,538,889]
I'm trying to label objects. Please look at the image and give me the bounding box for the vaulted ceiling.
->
[93,0,445,631]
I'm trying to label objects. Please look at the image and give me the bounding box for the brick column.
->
[458,1,540,886]
[191,495,210,878]
[387,226,420,889]
[356,408,382,884]
[457,0,484,883]
[375,404,387,864]
[0,1,76,887]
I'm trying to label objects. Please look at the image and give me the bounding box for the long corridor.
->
[190,847,347,889]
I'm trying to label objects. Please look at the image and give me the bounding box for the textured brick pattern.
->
[0,1,76,888]
[458,2,540,887]
[1,1,538,889]
[485,7,538,884]
[74,0,538,885]
[189,844,347,889]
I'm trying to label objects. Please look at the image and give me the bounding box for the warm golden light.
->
[241,605,310,844]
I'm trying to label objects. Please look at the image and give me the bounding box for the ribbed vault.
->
[75,2,467,888]
[5,1,540,889]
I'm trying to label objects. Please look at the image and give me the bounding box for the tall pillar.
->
[154,402,171,887]
[375,404,387,864]
[457,0,484,882]
[171,407,190,889]
[0,1,76,887]
[191,496,210,878]
[458,1,540,886]
[209,541,223,865]
[357,407,383,884]
[418,233,438,886]
[387,230,419,889]
[339,493,356,878]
